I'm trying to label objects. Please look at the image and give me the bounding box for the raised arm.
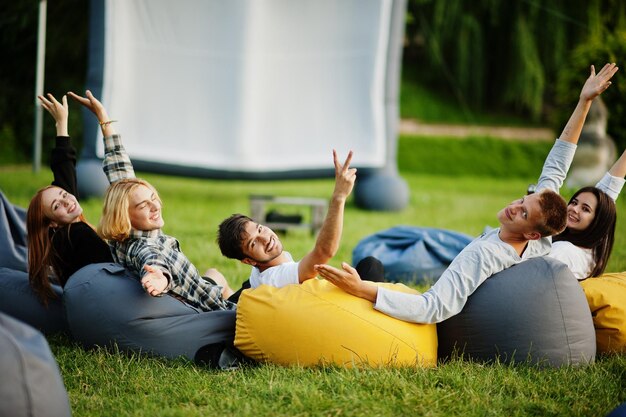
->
[297,150,357,282]
[596,148,626,201]
[68,90,135,183]
[39,94,78,195]
[559,63,618,145]
[68,90,116,136]
[38,93,68,137]
[608,149,626,178]
[536,63,618,193]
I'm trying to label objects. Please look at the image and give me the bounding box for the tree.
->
[0,0,88,164]
[403,0,613,122]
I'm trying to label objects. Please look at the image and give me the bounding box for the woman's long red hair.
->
[26,186,88,305]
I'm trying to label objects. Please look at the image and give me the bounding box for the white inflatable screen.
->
[96,0,392,172]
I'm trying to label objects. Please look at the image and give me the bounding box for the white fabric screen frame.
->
[87,0,401,177]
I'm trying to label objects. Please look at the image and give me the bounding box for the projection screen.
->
[82,0,405,180]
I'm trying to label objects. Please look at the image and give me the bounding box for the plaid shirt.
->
[102,135,234,311]
[102,134,135,183]
[111,229,235,311]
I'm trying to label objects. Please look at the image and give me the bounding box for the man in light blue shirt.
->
[315,63,618,324]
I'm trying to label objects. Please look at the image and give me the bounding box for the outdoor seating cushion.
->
[0,312,71,417]
[64,263,237,362]
[352,226,472,284]
[0,267,68,335]
[235,279,437,367]
[0,190,27,272]
[437,257,596,366]
[580,272,626,354]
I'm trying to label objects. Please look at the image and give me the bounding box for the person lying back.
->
[315,63,618,324]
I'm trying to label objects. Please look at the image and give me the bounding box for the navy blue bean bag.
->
[0,190,27,272]
[352,226,472,283]
[0,192,67,335]
[607,402,626,417]
[0,312,72,417]
[64,263,237,364]
[437,257,596,367]
[0,268,68,335]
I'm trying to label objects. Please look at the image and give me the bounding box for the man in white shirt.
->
[217,150,381,289]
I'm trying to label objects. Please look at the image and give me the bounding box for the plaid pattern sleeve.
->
[102,134,136,184]
[117,231,236,312]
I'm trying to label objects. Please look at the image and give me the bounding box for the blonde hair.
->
[98,178,161,241]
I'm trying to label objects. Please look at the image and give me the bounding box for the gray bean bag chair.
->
[0,268,68,335]
[0,312,72,417]
[0,190,27,272]
[437,257,596,366]
[352,226,472,283]
[64,263,238,365]
[0,192,68,335]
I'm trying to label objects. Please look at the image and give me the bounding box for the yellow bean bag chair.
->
[235,279,437,367]
[581,272,626,354]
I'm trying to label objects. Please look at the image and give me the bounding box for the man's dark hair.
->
[217,214,253,260]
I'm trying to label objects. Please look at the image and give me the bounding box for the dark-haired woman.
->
[549,150,626,279]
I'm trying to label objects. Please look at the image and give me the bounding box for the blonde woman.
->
[68,91,235,312]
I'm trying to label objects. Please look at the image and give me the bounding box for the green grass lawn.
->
[1,136,625,416]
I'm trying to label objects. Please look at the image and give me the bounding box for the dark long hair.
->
[552,186,616,278]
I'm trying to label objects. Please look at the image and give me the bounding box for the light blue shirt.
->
[375,139,576,324]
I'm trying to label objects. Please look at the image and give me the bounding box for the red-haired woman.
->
[27,93,115,304]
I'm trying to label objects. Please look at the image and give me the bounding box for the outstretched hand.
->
[67,90,110,122]
[315,262,377,302]
[38,93,68,136]
[141,265,169,297]
[580,63,619,102]
[332,150,357,200]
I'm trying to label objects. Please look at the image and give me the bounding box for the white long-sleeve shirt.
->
[374,139,576,324]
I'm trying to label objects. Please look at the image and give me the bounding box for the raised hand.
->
[141,265,169,297]
[580,63,619,102]
[332,149,357,200]
[67,90,110,122]
[38,93,68,136]
[68,90,117,136]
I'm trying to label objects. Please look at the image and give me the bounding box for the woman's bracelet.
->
[99,120,117,127]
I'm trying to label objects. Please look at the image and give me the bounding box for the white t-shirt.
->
[249,251,300,289]
[549,241,593,280]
